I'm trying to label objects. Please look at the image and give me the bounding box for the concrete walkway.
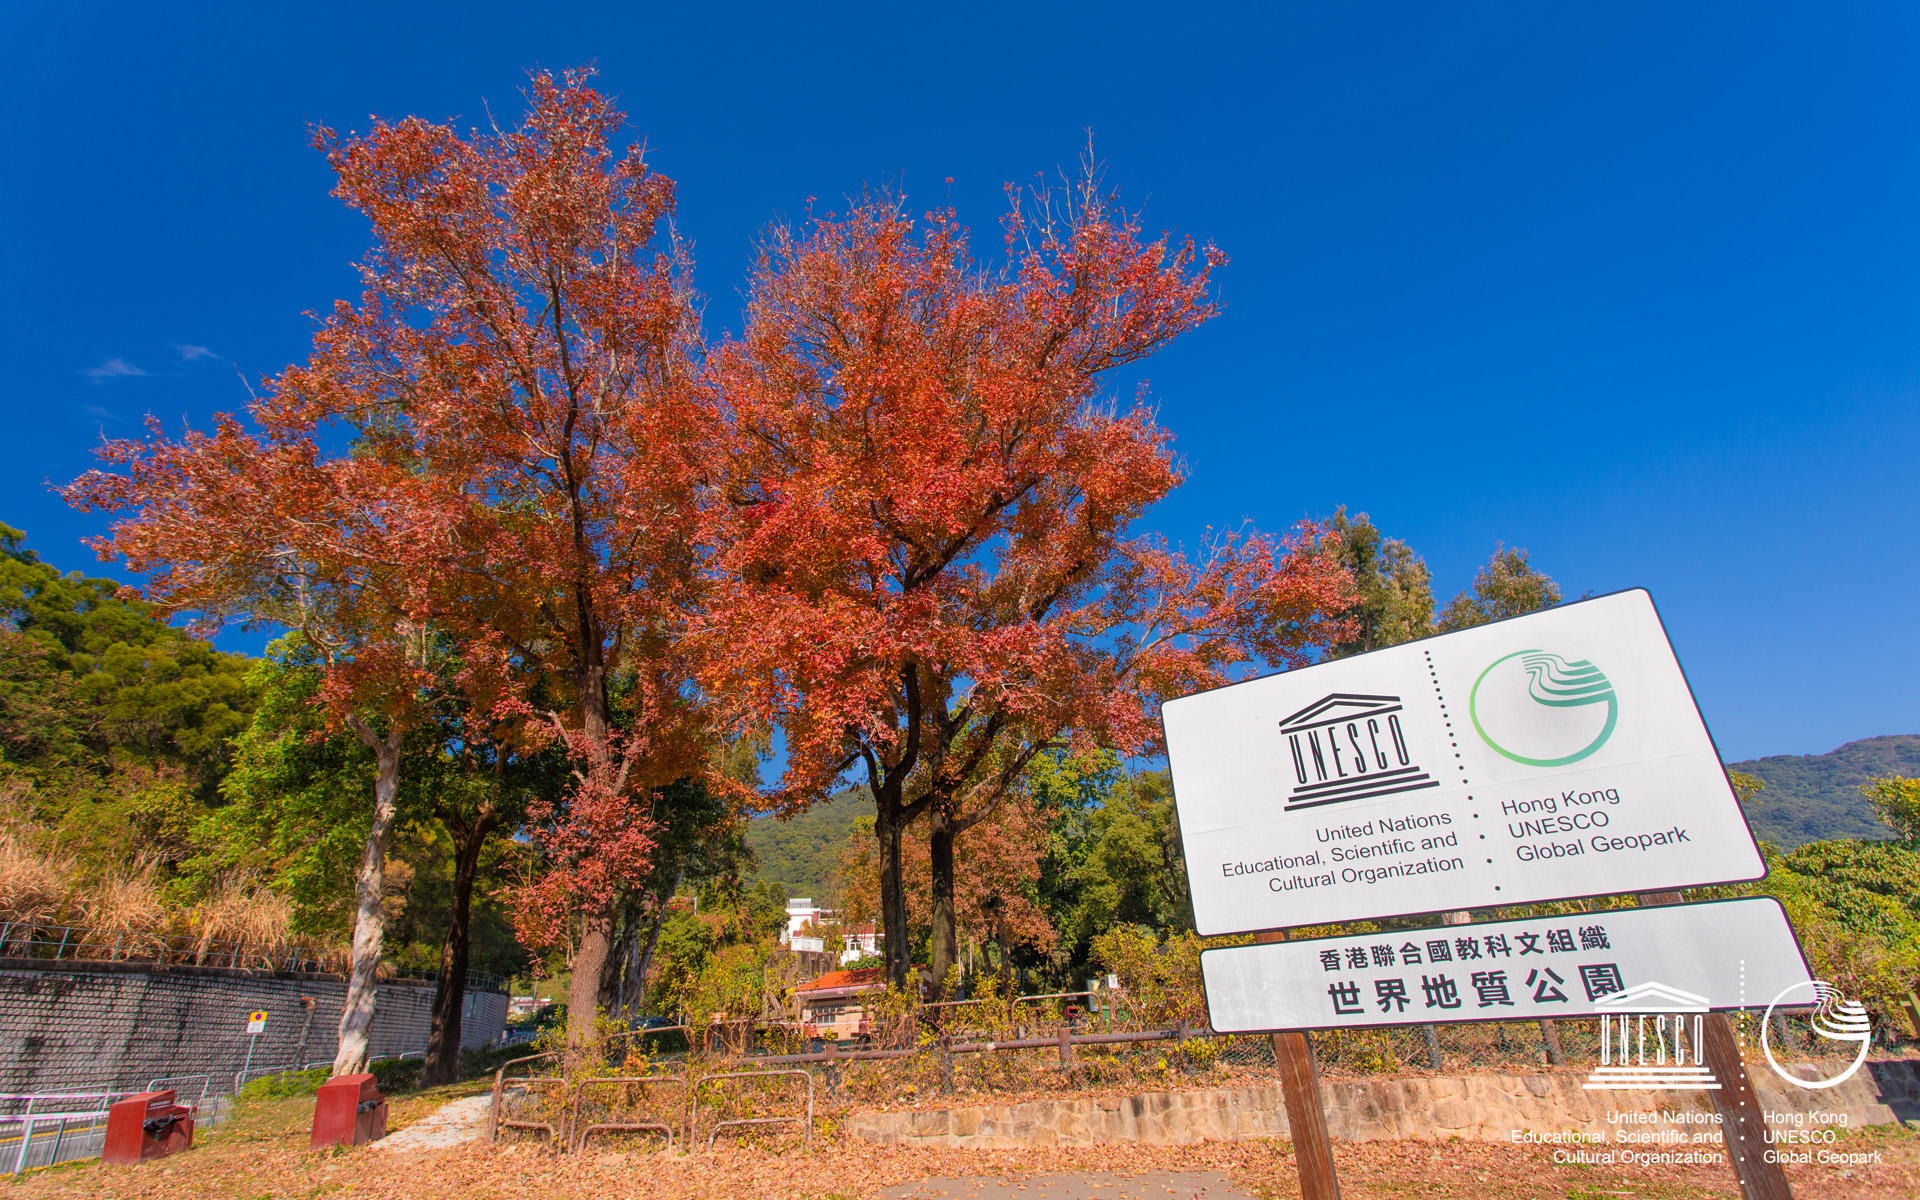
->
[882,1171,1256,1199]
[371,1093,494,1151]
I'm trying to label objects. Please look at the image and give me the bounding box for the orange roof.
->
[796,967,886,993]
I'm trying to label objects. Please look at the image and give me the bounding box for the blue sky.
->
[3,2,1916,762]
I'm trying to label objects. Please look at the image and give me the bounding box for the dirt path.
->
[370,1093,493,1152]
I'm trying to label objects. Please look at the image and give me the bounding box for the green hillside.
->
[745,739,1917,884]
[745,788,870,898]
[1727,734,1918,848]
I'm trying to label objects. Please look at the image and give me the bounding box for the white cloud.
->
[81,357,147,382]
[84,405,113,419]
[174,343,218,361]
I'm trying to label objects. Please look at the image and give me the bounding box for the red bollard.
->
[102,1089,195,1164]
[309,1074,387,1149]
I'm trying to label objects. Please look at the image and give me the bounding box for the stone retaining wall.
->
[847,1060,1920,1148]
[0,958,509,1095]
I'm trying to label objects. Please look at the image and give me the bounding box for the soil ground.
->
[10,1085,1915,1199]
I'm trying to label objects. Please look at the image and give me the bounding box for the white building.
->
[783,897,830,944]
[782,897,880,965]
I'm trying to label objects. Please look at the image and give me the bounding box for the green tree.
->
[608,774,758,1023]
[192,633,541,1082]
[1863,775,1920,844]
[0,523,256,879]
[1755,838,1920,1023]
[1728,769,1767,805]
[1031,751,1194,985]
[185,640,379,930]
[1319,508,1435,657]
[1435,544,1563,631]
[639,874,786,1023]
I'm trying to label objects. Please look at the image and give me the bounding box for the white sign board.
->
[1163,589,1765,934]
[246,1010,268,1034]
[1201,898,1809,1033]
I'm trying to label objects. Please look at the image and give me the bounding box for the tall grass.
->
[0,824,341,969]
[191,884,299,966]
[83,869,168,942]
[0,827,71,924]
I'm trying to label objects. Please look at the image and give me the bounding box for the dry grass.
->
[0,826,332,967]
[79,868,168,938]
[0,826,76,923]
[189,883,297,962]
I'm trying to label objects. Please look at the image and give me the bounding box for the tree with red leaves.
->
[65,420,459,1072]
[71,70,725,1046]
[703,174,1356,991]
[299,69,726,1043]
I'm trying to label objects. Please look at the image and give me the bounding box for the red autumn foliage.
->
[64,406,468,1072]
[71,69,726,1043]
[303,69,726,1038]
[702,173,1358,989]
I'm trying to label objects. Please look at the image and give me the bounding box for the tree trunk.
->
[568,908,616,1044]
[598,908,628,1018]
[335,722,402,1076]
[611,910,637,1022]
[928,804,958,999]
[630,870,680,1019]
[423,813,494,1087]
[876,803,911,990]
[564,573,626,1046]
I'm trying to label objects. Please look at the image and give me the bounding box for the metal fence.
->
[0,1077,233,1175]
[484,1004,1915,1155]
[0,920,508,994]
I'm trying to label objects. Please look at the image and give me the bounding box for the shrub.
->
[238,1066,329,1100]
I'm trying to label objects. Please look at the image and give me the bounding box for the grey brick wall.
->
[0,959,508,1095]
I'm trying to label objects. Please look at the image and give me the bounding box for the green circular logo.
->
[1469,649,1618,767]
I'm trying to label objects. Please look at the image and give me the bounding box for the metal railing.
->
[0,1091,134,1174]
[693,1070,813,1151]
[144,1075,213,1115]
[491,1059,816,1154]
[0,920,508,993]
[0,1082,230,1176]
[571,1076,686,1153]
[483,1005,1918,1157]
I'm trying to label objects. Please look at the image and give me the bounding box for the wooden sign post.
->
[1255,929,1340,1199]
[1640,891,1792,1200]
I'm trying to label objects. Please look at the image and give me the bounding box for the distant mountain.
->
[1727,735,1918,848]
[746,789,870,899]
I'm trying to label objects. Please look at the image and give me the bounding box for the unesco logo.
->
[1583,981,1720,1091]
[1469,650,1619,768]
[1279,693,1440,811]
